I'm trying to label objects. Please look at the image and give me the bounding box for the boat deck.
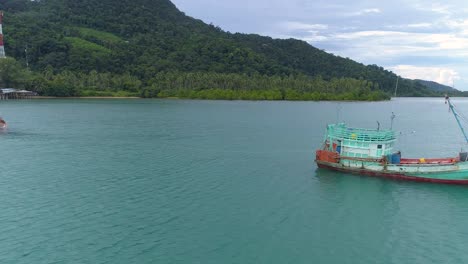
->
[400,158,458,165]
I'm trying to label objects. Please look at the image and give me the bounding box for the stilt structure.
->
[0,12,6,58]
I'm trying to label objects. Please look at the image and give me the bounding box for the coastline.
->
[28,96,388,102]
[32,96,141,99]
[12,95,451,102]
[25,96,392,102]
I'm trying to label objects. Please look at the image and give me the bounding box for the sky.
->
[171,0,468,90]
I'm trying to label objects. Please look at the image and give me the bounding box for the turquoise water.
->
[2,98,468,263]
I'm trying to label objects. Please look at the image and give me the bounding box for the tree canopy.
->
[0,0,448,99]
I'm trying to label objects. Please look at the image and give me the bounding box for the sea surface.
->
[2,97,468,263]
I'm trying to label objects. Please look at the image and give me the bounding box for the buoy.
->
[419,158,426,163]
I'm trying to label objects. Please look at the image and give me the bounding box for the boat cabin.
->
[324,123,397,159]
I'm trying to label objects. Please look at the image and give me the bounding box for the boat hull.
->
[316,161,468,185]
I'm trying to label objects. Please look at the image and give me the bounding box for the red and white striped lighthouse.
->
[0,12,6,58]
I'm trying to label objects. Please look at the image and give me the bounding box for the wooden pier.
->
[0,88,37,100]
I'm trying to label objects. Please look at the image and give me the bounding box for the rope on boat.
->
[446,97,468,143]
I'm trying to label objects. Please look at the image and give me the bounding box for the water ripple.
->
[2,99,468,263]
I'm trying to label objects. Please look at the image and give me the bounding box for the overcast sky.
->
[172,0,468,90]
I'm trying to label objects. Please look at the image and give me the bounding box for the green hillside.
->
[0,0,442,99]
[415,79,460,93]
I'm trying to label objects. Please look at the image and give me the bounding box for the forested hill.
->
[415,80,459,93]
[0,0,442,99]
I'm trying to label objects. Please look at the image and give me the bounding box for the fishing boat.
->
[315,97,468,184]
[0,117,6,129]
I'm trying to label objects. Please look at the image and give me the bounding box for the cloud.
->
[412,2,452,15]
[390,65,459,85]
[280,22,328,31]
[319,30,468,59]
[302,35,329,42]
[277,21,330,42]
[347,8,381,16]
[443,19,468,36]
[429,4,451,14]
[407,23,432,28]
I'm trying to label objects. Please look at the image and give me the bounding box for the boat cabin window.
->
[377,144,382,149]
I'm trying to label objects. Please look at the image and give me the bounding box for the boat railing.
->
[339,156,458,166]
[327,123,396,142]
[339,156,384,163]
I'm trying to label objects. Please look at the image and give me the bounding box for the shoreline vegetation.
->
[2,58,390,101]
[29,95,452,102]
[31,96,387,101]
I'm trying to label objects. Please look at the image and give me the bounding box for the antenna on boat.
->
[336,103,342,123]
[377,121,380,131]
[390,112,396,130]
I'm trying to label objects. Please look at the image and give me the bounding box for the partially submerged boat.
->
[0,117,6,129]
[315,97,468,184]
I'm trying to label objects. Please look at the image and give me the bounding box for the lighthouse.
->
[0,12,6,58]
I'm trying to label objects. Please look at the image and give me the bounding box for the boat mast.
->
[390,112,396,130]
[447,96,468,143]
[394,76,399,97]
[390,75,398,129]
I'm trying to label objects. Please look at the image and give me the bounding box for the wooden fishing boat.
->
[315,97,468,184]
[0,117,6,129]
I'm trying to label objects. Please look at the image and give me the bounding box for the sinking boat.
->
[0,117,6,129]
[315,97,468,184]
